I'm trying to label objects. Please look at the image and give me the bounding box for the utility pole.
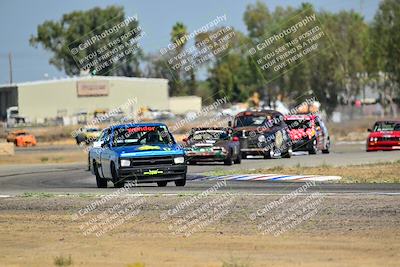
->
[8,51,13,84]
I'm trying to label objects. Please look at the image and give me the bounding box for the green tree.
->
[302,10,368,118]
[368,0,400,116]
[168,22,193,96]
[170,22,188,53]
[243,1,272,40]
[206,30,252,102]
[30,6,143,77]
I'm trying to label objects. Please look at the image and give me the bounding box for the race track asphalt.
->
[1,143,400,196]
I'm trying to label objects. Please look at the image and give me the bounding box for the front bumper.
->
[291,138,314,151]
[367,141,400,151]
[240,148,267,153]
[239,137,267,155]
[118,164,187,182]
[186,151,227,162]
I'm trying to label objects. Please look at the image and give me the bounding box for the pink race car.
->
[284,114,330,154]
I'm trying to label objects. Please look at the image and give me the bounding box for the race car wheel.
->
[282,146,292,158]
[233,153,241,164]
[87,154,91,171]
[322,138,330,154]
[175,175,186,186]
[94,161,107,188]
[157,181,168,187]
[224,153,233,165]
[263,148,274,159]
[241,152,247,159]
[309,139,317,155]
[111,162,125,188]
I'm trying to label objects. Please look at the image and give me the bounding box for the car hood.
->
[368,131,400,138]
[288,128,314,140]
[114,143,184,158]
[86,132,100,138]
[186,140,217,148]
[234,126,275,135]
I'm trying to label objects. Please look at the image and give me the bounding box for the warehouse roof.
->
[0,76,168,88]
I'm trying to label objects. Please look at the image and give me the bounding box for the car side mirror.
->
[101,142,109,148]
[93,141,103,148]
[228,121,232,127]
[367,128,372,132]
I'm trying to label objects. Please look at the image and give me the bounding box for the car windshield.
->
[191,131,226,141]
[285,119,312,129]
[235,115,269,127]
[373,122,400,132]
[112,125,174,147]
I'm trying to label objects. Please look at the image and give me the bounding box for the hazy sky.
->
[0,0,380,83]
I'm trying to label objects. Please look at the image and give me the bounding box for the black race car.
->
[230,110,293,159]
[183,127,241,165]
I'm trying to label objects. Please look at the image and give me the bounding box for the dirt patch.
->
[0,195,398,266]
[0,151,86,165]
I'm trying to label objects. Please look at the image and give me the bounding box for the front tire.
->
[157,181,168,187]
[94,161,107,188]
[308,139,317,155]
[322,138,330,154]
[224,154,233,165]
[233,153,241,164]
[224,151,233,165]
[282,146,292,158]
[263,147,274,159]
[175,175,186,186]
[111,162,124,188]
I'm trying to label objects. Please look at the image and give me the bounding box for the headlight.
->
[120,159,131,167]
[174,157,185,164]
[374,137,378,142]
[258,135,266,142]
[369,137,373,142]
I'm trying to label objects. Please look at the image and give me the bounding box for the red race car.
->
[367,120,400,151]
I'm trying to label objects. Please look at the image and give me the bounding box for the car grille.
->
[377,137,398,142]
[130,156,174,166]
[247,138,260,148]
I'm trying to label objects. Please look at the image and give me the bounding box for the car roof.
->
[236,109,283,117]
[111,123,167,129]
[11,130,28,134]
[374,120,400,124]
[191,127,228,131]
[284,114,316,120]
